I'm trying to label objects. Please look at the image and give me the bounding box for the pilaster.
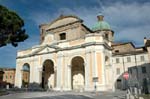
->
[85,51,92,90]
[56,54,63,90]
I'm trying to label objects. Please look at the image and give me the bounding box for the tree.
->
[0,5,28,47]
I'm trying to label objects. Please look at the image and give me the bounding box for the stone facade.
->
[15,15,114,91]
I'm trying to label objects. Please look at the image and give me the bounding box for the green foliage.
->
[0,5,28,47]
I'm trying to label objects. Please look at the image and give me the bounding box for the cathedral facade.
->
[15,14,115,91]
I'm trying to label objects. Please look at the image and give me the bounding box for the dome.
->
[92,14,111,31]
[92,21,111,31]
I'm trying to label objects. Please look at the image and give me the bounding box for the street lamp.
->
[122,56,126,90]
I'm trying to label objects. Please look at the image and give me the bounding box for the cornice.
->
[17,42,112,59]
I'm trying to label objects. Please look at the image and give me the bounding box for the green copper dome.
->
[92,14,111,31]
[92,21,111,31]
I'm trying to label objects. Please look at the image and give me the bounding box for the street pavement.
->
[26,95,93,99]
[0,90,126,99]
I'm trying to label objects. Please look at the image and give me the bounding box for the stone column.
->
[101,50,107,91]
[20,69,23,88]
[67,65,72,90]
[85,51,91,91]
[37,67,43,84]
[54,66,57,88]
[92,50,98,78]
[84,62,90,90]
[56,55,62,90]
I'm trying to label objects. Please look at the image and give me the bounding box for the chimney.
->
[144,37,147,44]
[97,13,104,21]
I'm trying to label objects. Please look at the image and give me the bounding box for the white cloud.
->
[28,2,150,47]
[102,2,150,46]
[115,25,150,46]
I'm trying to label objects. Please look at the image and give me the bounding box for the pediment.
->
[17,45,61,58]
[37,46,55,54]
[31,45,60,55]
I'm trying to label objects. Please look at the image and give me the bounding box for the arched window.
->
[105,56,110,65]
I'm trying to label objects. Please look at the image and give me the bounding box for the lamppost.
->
[134,53,140,96]
[122,56,126,90]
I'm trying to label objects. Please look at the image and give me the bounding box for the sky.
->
[0,0,150,68]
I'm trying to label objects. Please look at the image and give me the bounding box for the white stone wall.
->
[112,53,149,90]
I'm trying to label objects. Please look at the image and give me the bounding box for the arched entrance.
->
[21,63,30,88]
[71,56,85,91]
[42,59,55,90]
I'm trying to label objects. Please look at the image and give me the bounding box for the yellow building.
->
[15,14,114,91]
[0,68,15,87]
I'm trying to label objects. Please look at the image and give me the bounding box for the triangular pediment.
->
[17,45,61,58]
[37,46,55,54]
[31,45,60,55]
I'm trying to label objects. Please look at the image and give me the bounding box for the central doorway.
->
[42,59,54,90]
[71,56,85,91]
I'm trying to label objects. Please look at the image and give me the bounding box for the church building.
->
[15,14,115,91]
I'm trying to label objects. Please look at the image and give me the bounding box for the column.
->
[85,51,90,90]
[15,65,22,88]
[54,66,57,88]
[37,67,43,84]
[19,69,23,88]
[15,62,23,88]
[92,50,98,78]
[56,55,62,90]
[64,56,70,90]
[67,65,72,90]
[102,50,106,86]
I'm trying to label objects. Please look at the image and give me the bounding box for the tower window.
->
[59,33,66,40]
[105,56,110,65]
[105,34,108,39]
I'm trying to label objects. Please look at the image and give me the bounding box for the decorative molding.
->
[85,50,92,54]
[17,42,112,59]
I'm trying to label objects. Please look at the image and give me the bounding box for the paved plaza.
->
[0,91,126,99]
